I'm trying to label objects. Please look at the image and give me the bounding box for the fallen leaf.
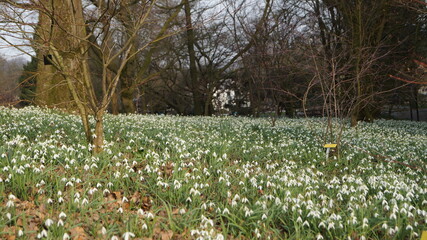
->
[112,191,122,200]
[172,209,179,215]
[70,226,88,240]
[141,196,152,210]
[160,230,173,240]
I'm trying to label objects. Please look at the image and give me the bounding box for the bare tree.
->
[0,0,180,153]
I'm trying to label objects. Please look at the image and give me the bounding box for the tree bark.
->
[184,0,203,115]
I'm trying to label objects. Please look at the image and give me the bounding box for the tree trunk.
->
[121,44,138,113]
[184,0,203,115]
[35,0,75,109]
[93,112,105,154]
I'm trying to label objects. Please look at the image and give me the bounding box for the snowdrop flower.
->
[327,222,335,230]
[362,218,368,229]
[254,228,261,238]
[57,219,64,226]
[215,233,225,240]
[382,222,388,229]
[117,207,123,213]
[59,212,67,219]
[6,200,14,208]
[111,236,119,240]
[145,212,154,219]
[222,208,230,215]
[122,232,135,240]
[63,233,70,240]
[142,223,148,230]
[6,212,12,220]
[38,229,48,238]
[45,218,54,227]
[179,208,186,214]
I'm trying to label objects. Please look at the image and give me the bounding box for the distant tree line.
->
[0,0,426,151]
[0,55,26,105]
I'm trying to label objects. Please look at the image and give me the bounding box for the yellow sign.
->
[324,144,337,148]
[421,231,427,240]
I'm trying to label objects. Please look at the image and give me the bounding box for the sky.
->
[0,40,32,62]
[0,2,37,62]
[0,0,265,63]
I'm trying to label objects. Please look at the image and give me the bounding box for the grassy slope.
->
[0,107,426,239]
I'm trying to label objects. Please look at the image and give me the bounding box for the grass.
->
[0,106,426,239]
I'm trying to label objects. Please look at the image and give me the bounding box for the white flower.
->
[101,227,107,235]
[40,229,48,237]
[179,208,186,215]
[362,218,368,229]
[142,223,148,230]
[18,229,24,237]
[6,200,14,208]
[327,222,335,230]
[382,223,388,229]
[111,236,119,240]
[222,208,230,215]
[122,232,135,240]
[254,228,261,238]
[215,233,225,240]
[57,219,64,226]
[145,212,154,219]
[59,212,67,219]
[45,218,54,227]
[63,233,70,240]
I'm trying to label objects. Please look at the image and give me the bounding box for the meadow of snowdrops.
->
[0,106,426,240]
